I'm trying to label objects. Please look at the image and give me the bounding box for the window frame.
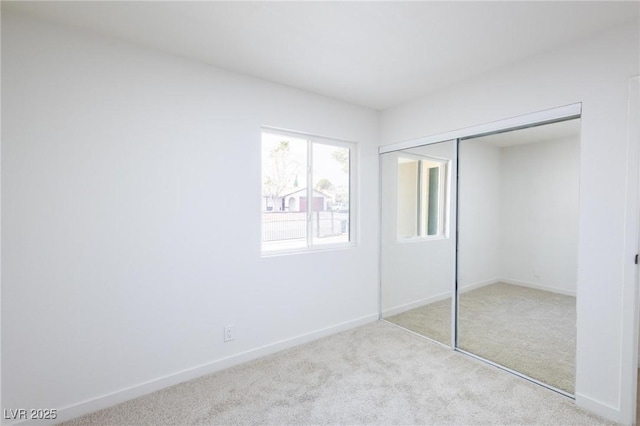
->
[395,151,449,243]
[260,127,357,256]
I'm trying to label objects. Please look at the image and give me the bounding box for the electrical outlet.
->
[224,325,235,342]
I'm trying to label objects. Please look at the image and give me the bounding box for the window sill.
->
[397,235,449,244]
[261,242,356,257]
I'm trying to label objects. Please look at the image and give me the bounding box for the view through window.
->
[261,130,353,253]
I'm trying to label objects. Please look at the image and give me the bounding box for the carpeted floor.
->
[386,282,575,394]
[386,296,451,346]
[61,321,604,425]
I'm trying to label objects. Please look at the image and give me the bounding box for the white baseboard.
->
[458,277,576,297]
[18,314,378,426]
[575,392,622,424]
[382,291,451,317]
[458,278,500,293]
[500,278,576,297]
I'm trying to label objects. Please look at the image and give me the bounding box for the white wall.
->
[380,20,640,422]
[457,140,502,290]
[1,11,379,423]
[499,136,580,295]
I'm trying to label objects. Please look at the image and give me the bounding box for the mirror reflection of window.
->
[397,155,447,239]
[380,140,456,347]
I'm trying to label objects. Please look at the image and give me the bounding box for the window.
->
[261,129,355,253]
[397,154,447,239]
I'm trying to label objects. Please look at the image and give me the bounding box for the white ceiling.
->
[5,1,639,110]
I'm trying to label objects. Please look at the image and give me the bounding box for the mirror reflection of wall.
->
[457,119,580,395]
[381,140,455,346]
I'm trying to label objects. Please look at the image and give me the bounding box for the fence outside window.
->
[262,211,348,242]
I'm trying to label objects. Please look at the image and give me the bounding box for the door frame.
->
[621,75,640,425]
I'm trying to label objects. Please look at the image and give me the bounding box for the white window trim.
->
[261,127,357,256]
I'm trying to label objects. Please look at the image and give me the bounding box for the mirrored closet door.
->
[380,106,581,396]
[456,119,581,395]
[380,140,456,346]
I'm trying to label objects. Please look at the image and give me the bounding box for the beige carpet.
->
[386,283,575,394]
[386,297,451,346]
[61,321,604,425]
